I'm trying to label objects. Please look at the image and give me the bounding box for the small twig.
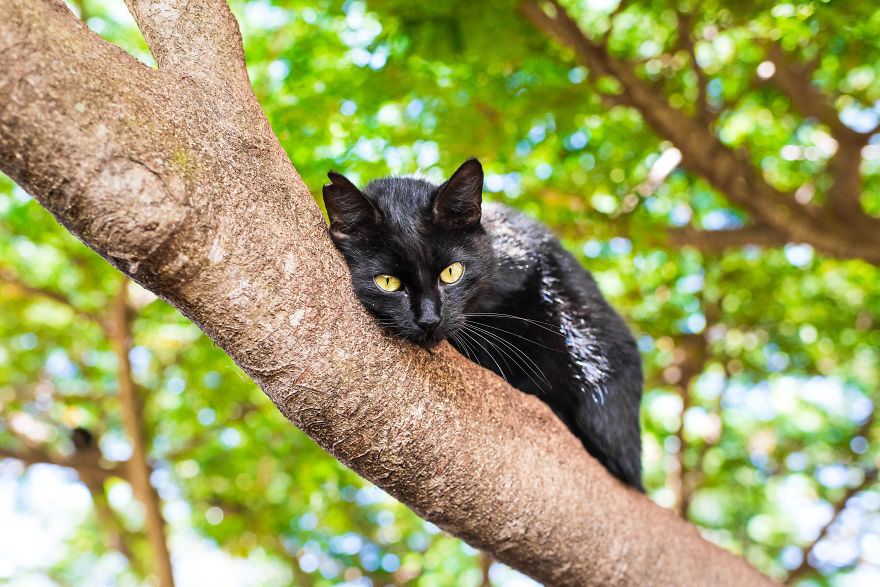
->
[601,0,631,45]
[785,468,879,583]
[72,0,89,22]
[675,8,711,124]
[0,267,105,326]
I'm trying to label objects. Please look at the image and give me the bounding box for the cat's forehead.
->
[363,176,436,211]
[362,176,437,236]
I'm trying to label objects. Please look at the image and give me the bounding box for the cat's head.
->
[322,158,493,346]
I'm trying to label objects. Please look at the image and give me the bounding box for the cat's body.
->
[465,203,643,488]
[323,159,643,489]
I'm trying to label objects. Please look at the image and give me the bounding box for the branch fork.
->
[0,1,773,584]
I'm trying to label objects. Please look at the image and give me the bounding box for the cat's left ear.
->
[323,171,380,242]
[432,158,483,229]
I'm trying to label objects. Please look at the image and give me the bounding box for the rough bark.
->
[0,1,773,585]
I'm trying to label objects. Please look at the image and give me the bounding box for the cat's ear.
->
[432,158,483,229]
[323,171,380,241]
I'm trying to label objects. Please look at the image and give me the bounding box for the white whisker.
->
[457,327,509,385]
[465,323,551,393]
[464,312,563,336]
[466,319,562,352]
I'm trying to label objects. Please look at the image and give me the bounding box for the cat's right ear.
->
[322,171,380,241]
[433,158,483,229]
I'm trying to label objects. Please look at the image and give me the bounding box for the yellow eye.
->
[439,262,464,284]
[375,274,401,292]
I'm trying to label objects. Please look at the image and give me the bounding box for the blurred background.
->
[1,0,879,585]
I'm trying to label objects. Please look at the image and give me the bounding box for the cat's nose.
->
[417,299,441,332]
[417,314,440,331]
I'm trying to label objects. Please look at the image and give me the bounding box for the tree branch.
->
[666,225,789,251]
[673,334,710,519]
[0,267,105,326]
[520,0,880,264]
[1,437,144,573]
[0,1,773,584]
[675,10,712,124]
[601,0,631,45]
[87,482,143,573]
[785,468,879,583]
[123,0,251,92]
[766,44,874,229]
[0,444,125,481]
[766,44,843,133]
[784,404,877,583]
[110,279,175,587]
[72,430,145,574]
[480,552,494,587]
[71,0,88,22]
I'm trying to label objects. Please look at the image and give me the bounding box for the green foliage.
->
[2,0,880,585]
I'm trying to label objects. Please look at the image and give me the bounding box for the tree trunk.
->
[0,1,773,585]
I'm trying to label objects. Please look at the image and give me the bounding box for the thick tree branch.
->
[521,0,880,264]
[110,280,174,587]
[0,1,772,584]
[123,0,251,92]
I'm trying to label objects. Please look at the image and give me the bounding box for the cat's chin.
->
[406,330,446,349]
[417,337,445,350]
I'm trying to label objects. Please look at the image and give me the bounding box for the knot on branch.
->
[82,157,187,274]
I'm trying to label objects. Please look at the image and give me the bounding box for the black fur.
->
[323,158,644,489]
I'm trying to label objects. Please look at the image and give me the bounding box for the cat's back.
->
[480,202,557,266]
[479,201,583,302]
[481,201,588,275]
[479,202,616,319]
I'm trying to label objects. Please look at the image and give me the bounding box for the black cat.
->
[323,158,643,489]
